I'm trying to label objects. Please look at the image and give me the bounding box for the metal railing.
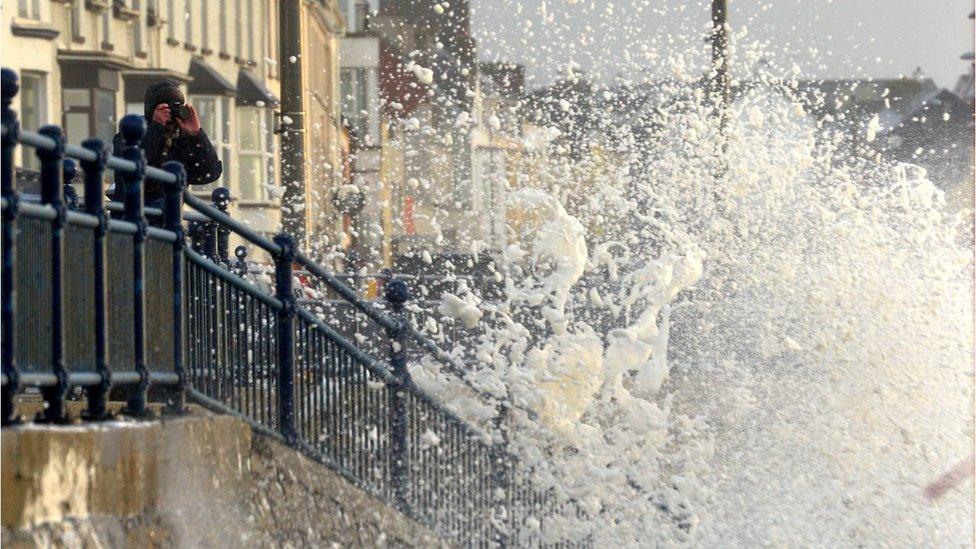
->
[0,68,587,546]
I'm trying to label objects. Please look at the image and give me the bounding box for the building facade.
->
[3,0,344,246]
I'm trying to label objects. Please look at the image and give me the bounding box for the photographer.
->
[112,80,222,207]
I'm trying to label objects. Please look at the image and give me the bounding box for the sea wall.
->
[1,410,447,548]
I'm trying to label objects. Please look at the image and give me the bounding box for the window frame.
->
[340,67,369,141]
[236,106,275,202]
[200,0,209,52]
[19,71,47,170]
[184,0,193,46]
[17,0,41,20]
[189,94,233,193]
[61,84,117,147]
[167,0,176,42]
[101,8,113,51]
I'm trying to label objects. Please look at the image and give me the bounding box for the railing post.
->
[36,124,69,422]
[232,245,249,277]
[80,137,111,419]
[202,204,218,261]
[62,159,79,211]
[118,114,152,417]
[491,408,513,546]
[384,278,411,509]
[273,232,297,441]
[188,220,206,255]
[1,68,21,425]
[211,187,230,265]
[162,160,187,413]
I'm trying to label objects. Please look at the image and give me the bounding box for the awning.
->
[237,70,279,107]
[122,68,192,102]
[187,57,236,96]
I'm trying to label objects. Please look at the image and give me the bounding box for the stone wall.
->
[1,410,447,548]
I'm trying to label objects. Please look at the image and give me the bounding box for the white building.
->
[4,0,344,245]
[338,0,383,268]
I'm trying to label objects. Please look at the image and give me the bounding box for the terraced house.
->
[2,0,345,249]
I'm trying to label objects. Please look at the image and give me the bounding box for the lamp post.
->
[279,0,306,243]
[711,0,730,130]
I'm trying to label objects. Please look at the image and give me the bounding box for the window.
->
[266,0,277,78]
[234,0,242,58]
[167,0,175,41]
[355,2,368,32]
[20,72,46,170]
[246,0,254,61]
[190,95,233,192]
[340,0,368,33]
[63,87,117,147]
[95,89,116,143]
[237,107,275,201]
[17,0,41,20]
[70,1,83,41]
[133,0,147,55]
[101,9,112,49]
[218,0,227,53]
[184,0,193,45]
[341,68,369,140]
[221,96,233,190]
[200,0,209,51]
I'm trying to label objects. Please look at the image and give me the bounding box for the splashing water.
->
[393,2,976,541]
[408,63,974,545]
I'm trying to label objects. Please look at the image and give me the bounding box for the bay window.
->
[63,88,116,146]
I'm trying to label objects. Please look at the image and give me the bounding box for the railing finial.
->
[1,68,18,109]
[119,113,146,146]
[384,278,410,312]
[211,187,230,211]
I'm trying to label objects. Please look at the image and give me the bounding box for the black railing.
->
[0,68,588,546]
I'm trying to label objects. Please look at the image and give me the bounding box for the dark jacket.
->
[111,120,222,207]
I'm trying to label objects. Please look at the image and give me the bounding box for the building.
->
[469,62,526,249]
[338,0,384,269]
[3,0,344,248]
[371,0,480,262]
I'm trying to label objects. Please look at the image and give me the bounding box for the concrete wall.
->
[1,412,447,548]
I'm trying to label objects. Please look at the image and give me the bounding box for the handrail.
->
[182,191,282,255]
[19,129,177,184]
[294,250,398,331]
[22,189,209,225]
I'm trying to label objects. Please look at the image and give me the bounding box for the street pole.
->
[279,0,306,243]
[711,0,730,132]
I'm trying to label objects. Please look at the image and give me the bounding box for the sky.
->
[469,0,975,90]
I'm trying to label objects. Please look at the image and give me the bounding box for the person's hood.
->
[143,80,185,121]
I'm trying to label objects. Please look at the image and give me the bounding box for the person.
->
[112,80,222,208]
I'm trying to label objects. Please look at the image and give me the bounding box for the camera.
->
[168,101,191,121]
